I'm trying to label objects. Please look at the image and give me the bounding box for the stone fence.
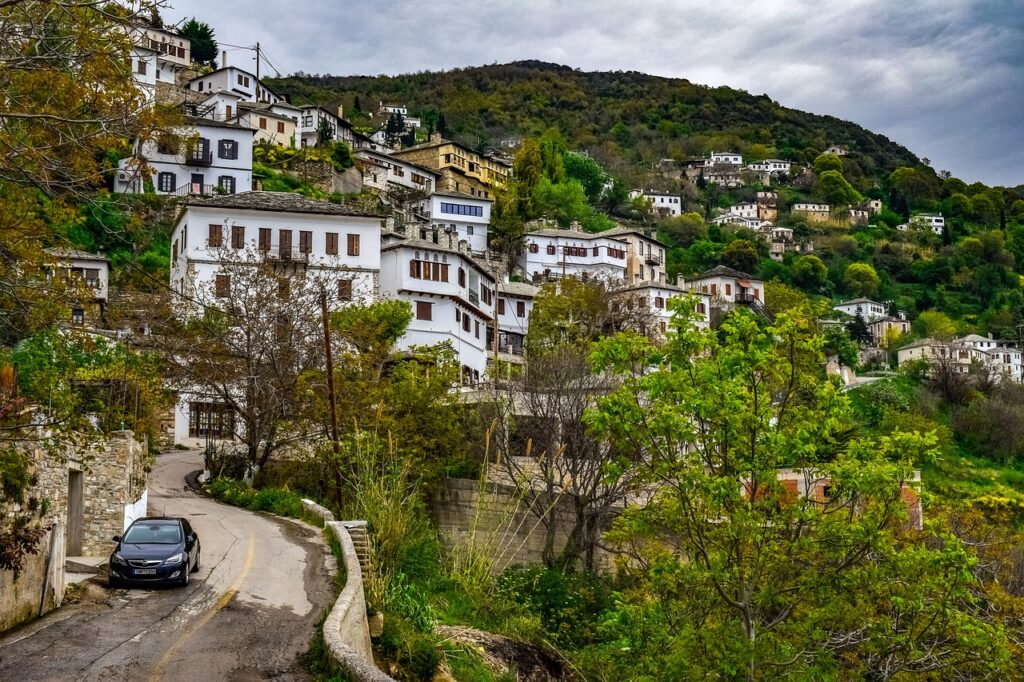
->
[301,499,395,682]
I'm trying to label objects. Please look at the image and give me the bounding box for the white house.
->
[494,281,539,359]
[711,213,770,230]
[45,248,111,328]
[615,280,711,337]
[898,336,1023,383]
[898,214,945,235]
[707,151,743,166]
[168,191,384,446]
[428,191,492,255]
[519,228,628,283]
[629,190,682,217]
[686,266,765,318]
[824,145,848,156]
[115,116,255,196]
[129,46,158,104]
[187,67,282,104]
[745,159,791,174]
[378,102,421,129]
[297,105,356,148]
[237,101,301,148]
[833,298,887,323]
[356,149,440,195]
[379,235,496,384]
[131,23,190,85]
[958,334,1023,381]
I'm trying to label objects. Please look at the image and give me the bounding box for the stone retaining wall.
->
[301,500,395,681]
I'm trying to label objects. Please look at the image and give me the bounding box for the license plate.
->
[134,568,157,575]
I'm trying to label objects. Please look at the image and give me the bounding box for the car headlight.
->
[163,553,184,566]
[111,553,127,566]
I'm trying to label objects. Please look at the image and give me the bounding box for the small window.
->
[338,279,353,301]
[217,176,236,194]
[277,121,285,133]
[415,301,432,321]
[458,268,466,287]
[218,140,237,160]
[516,301,525,317]
[215,274,230,298]
[299,231,312,254]
[158,172,176,193]
[498,299,505,315]
[326,232,338,255]
[258,228,271,252]
[347,234,360,256]
[259,117,267,130]
[546,244,556,255]
[528,243,538,254]
[231,226,245,249]
[71,308,85,325]
[208,224,223,248]
[137,60,147,75]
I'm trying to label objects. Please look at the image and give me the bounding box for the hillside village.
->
[4,5,1024,682]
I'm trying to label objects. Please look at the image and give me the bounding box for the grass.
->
[206,478,325,528]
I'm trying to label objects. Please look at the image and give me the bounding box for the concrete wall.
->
[301,500,394,682]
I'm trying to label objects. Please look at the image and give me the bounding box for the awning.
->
[737,279,752,288]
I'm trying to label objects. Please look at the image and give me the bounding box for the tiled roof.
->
[691,265,757,281]
[183,191,382,217]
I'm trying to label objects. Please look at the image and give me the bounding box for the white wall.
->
[518,234,628,282]
[429,195,491,254]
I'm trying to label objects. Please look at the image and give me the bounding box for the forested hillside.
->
[269,60,920,180]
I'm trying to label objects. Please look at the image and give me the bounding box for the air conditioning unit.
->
[117,171,129,181]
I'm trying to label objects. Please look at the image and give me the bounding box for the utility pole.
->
[254,42,261,97]
[320,291,344,513]
[492,262,503,390]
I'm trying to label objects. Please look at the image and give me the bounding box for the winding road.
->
[0,449,334,681]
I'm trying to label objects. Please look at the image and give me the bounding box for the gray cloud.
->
[167,0,1024,186]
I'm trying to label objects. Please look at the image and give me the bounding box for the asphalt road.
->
[0,449,335,681]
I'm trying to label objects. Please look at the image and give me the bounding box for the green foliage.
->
[816,169,862,205]
[720,238,759,273]
[792,254,828,290]
[914,309,957,340]
[812,153,843,174]
[497,566,613,648]
[823,324,859,367]
[179,18,218,66]
[843,262,880,297]
[563,152,606,202]
[658,211,706,247]
[206,478,311,520]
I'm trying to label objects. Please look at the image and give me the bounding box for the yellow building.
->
[390,134,510,199]
[236,102,299,148]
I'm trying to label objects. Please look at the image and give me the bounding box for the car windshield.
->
[123,523,182,545]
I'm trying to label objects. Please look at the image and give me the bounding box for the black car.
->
[108,517,201,587]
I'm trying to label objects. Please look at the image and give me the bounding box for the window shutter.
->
[232,226,245,249]
[458,268,466,287]
[416,301,432,321]
[440,264,449,282]
[347,234,360,256]
[498,299,505,315]
[300,231,312,254]
[208,224,223,247]
[326,233,338,255]
[517,301,525,317]
[259,228,271,251]
[338,279,353,301]
[215,274,230,298]
[409,260,417,278]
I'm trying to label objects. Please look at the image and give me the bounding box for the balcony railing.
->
[185,150,213,167]
[735,292,758,304]
[468,289,480,305]
[262,246,310,263]
[645,253,664,266]
[173,183,219,196]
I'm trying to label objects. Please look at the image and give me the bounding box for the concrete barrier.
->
[301,499,394,681]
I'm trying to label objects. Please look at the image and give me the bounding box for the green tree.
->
[914,309,957,340]
[383,112,405,147]
[586,307,1008,680]
[843,262,880,297]
[563,152,606,203]
[816,170,862,206]
[792,254,828,290]
[846,311,872,344]
[721,239,760,273]
[813,153,844,174]
[179,18,218,66]
[764,281,810,315]
[660,212,707,247]
[824,324,860,366]
[889,166,940,211]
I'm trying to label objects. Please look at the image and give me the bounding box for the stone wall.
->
[301,500,394,682]
[0,523,65,634]
[428,478,615,572]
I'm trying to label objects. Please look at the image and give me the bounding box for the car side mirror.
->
[112,535,121,542]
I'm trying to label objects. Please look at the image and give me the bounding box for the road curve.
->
[0,449,335,682]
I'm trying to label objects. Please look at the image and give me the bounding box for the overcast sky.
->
[167,0,1023,187]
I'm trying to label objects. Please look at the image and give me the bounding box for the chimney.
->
[337,104,344,120]
[221,50,227,67]
[988,333,993,339]
[676,274,685,287]
[429,131,443,143]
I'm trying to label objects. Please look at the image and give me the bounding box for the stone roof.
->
[598,226,664,244]
[691,265,758,281]
[525,228,627,242]
[835,298,882,307]
[498,281,539,298]
[183,191,383,218]
[431,189,490,201]
[184,115,255,132]
[618,280,686,294]
[899,337,941,351]
[45,247,109,262]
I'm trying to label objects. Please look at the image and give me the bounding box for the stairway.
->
[343,521,372,577]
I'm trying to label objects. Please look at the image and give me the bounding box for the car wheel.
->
[191,549,201,573]
[180,561,190,586]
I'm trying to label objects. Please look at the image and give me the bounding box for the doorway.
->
[67,470,84,556]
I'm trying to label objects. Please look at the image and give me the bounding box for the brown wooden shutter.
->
[458,268,466,287]
[326,232,338,255]
[440,264,449,282]
[279,229,292,258]
[338,279,353,301]
[215,274,230,298]
[208,224,223,248]
[232,225,245,249]
[415,301,432,320]
[299,231,312,254]
[409,260,418,278]
[347,234,360,256]
[498,299,505,315]
[259,228,271,252]
[517,301,525,317]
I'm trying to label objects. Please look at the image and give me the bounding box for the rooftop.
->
[599,226,665,244]
[525,228,627,242]
[45,247,109,263]
[184,115,255,132]
[431,189,491,201]
[183,191,383,218]
[691,265,758,281]
[835,298,882,307]
[498,281,539,298]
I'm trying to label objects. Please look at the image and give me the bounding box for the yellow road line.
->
[149,533,256,682]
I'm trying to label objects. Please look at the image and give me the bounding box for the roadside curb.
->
[301,499,395,682]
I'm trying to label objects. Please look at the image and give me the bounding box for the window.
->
[475,320,480,338]
[415,301,432,321]
[347,234,360,256]
[725,283,732,296]
[137,59,147,75]
[218,140,238,160]
[215,274,230,298]
[528,243,539,254]
[655,296,665,309]
[172,239,178,262]
[546,244,556,255]
[593,247,600,256]
[225,105,233,119]
[338,279,353,301]
[498,299,505,315]
[189,402,234,439]
[208,224,223,248]
[326,232,338,255]
[71,308,85,325]
[259,117,267,130]
[516,301,526,317]
[439,202,483,217]
[237,74,244,85]
[299,231,312,254]
[467,226,474,235]
[259,228,271,252]
[277,121,285,133]
[218,176,236,194]
[158,172,176,192]
[277,277,290,300]
[231,225,245,249]
[481,285,493,306]
[462,313,471,332]
[458,268,466,287]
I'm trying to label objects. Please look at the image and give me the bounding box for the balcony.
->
[173,183,219,196]
[468,289,480,305]
[645,253,664,266]
[262,246,310,263]
[185,149,213,167]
